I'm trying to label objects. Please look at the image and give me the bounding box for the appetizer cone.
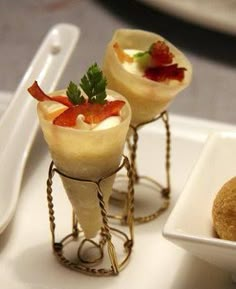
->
[38,89,131,238]
[28,65,131,239]
[103,29,192,125]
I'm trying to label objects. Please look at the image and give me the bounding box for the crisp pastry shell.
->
[37,89,131,238]
[103,29,192,125]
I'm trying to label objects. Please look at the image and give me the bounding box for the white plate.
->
[138,0,236,36]
[1,114,236,288]
[0,91,12,118]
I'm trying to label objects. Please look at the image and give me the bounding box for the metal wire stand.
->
[46,155,134,276]
[110,111,171,224]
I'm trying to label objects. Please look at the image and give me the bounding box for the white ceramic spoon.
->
[0,23,80,233]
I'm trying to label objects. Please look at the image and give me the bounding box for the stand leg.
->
[47,161,56,246]
[162,111,171,198]
[124,156,135,242]
[72,212,79,237]
[111,111,171,224]
[97,184,119,274]
[127,132,139,183]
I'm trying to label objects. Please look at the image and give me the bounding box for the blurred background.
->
[0,0,235,123]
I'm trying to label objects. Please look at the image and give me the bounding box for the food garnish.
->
[113,43,133,64]
[114,40,186,82]
[80,63,108,104]
[28,63,125,127]
[144,64,186,82]
[28,81,73,107]
[53,100,125,126]
[66,81,85,105]
[149,41,174,66]
[134,41,174,66]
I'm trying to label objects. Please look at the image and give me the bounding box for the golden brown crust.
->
[212,177,236,241]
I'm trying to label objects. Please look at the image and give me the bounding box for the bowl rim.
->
[163,229,236,249]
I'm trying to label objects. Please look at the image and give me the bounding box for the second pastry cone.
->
[103,29,192,125]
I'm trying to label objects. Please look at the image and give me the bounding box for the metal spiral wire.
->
[124,156,135,241]
[47,161,56,244]
[128,127,139,183]
[110,111,171,224]
[162,111,171,198]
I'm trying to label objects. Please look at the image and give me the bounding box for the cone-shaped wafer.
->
[103,29,192,125]
[37,89,131,238]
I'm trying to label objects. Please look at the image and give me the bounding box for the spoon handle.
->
[0,23,80,233]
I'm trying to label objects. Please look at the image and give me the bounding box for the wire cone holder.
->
[110,111,171,224]
[46,155,134,276]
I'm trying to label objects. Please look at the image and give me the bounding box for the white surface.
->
[1,115,236,288]
[0,91,12,118]
[163,131,236,276]
[138,0,236,36]
[0,23,79,234]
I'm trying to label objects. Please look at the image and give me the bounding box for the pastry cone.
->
[38,89,131,238]
[103,29,192,125]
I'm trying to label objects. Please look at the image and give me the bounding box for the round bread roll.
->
[212,177,236,241]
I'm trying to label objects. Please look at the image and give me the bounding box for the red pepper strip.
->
[28,81,73,107]
[144,64,186,82]
[51,96,73,107]
[28,81,51,101]
[53,100,125,127]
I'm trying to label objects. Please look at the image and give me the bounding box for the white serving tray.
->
[0,114,236,289]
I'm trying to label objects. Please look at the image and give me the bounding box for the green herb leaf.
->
[80,63,107,104]
[66,81,85,105]
[133,50,151,68]
[133,51,149,59]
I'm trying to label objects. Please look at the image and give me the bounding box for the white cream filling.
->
[75,114,92,130]
[122,49,144,76]
[41,94,122,130]
[93,116,121,131]
[75,114,121,131]
[75,94,122,131]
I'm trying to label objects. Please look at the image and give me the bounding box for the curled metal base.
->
[110,175,170,224]
[52,227,133,276]
[46,156,134,276]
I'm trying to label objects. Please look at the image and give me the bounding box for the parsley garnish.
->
[66,64,107,105]
[80,63,107,104]
[66,81,85,105]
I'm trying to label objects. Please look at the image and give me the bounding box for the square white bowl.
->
[163,131,236,277]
